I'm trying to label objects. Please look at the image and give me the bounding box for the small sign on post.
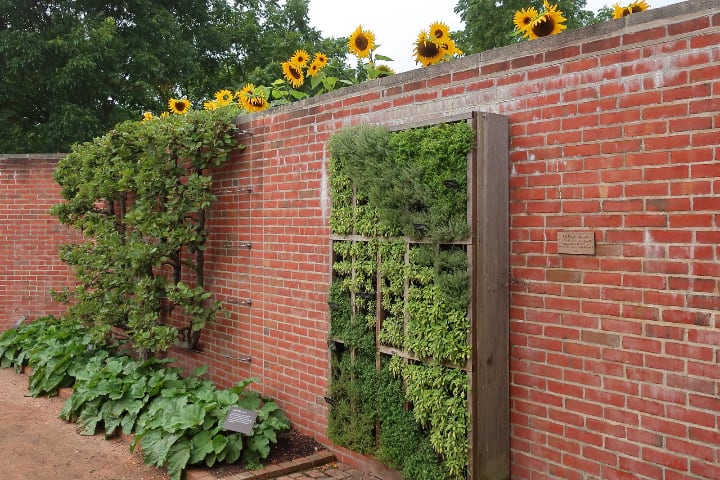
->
[222,407,258,434]
[557,231,595,255]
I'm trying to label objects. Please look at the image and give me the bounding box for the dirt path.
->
[0,367,169,480]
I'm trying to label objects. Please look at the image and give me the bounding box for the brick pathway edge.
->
[185,451,336,480]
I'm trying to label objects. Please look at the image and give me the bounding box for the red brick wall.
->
[0,155,80,331]
[1,1,718,478]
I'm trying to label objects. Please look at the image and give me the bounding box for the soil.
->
[195,429,326,479]
[0,367,324,480]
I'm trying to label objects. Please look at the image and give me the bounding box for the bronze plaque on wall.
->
[557,231,595,255]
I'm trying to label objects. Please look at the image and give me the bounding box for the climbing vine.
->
[51,108,243,354]
[327,121,474,479]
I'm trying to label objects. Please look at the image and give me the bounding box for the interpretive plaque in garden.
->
[222,407,257,434]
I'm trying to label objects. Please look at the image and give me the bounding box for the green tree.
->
[454,0,612,54]
[0,0,345,153]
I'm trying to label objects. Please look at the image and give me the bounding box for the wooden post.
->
[470,112,510,480]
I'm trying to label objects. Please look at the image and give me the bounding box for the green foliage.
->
[129,373,289,480]
[0,0,347,153]
[377,241,407,348]
[0,316,112,396]
[0,317,54,371]
[405,245,470,365]
[391,359,469,480]
[327,121,474,477]
[376,364,450,479]
[1,318,290,480]
[326,352,378,454]
[51,108,242,354]
[327,125,398,237]
[454,0,608,54]
[328,122,474,241]
[386,123,474,241]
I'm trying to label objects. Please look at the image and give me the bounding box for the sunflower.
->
[429,21,450,41]
[440,37,462,56]
[237,83,255,111]
[214,89,233,106]
[160,112,169,119]
[203,100,218,111]
[142,112,153,122]
[527,5,566,40]
[513,7,539,36]
[168,98,191,115]
[246,94,268,113]
[313,52,328,69]
[237,83,268,113]
[612,0,650,19]
[307,62,321,77]
[290,49,310,67]
[413,30,443,67]
[348,25,375,58]
[282,60,305,88]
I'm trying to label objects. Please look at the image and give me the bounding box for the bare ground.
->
[0,366,169,480]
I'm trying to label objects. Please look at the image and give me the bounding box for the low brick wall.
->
[0,154,80,331]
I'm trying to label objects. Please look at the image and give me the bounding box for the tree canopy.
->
[454,0,612,55]
[0,0,345,153]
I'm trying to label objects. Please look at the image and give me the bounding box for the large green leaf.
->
[166,441,192,480]
[189,430,214,464]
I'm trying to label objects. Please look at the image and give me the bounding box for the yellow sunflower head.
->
[247,94,268,113]
[214,89,233,106]
[203,100,218,111]
[238,83,255,111]
[612,0,649,19]
[313,52,328,69]
[527,9,567,40]
[413,30,443,67]
[282,60,305,88]
[307,62,321,77]
[160,111,169,119]
[348,25,375,58]
[439,38,462,56]
[237,83,268,113]
[514,7,539,35]
[543,0,559,12]
[429,21,450,41]
[142,112,153,122]
[168,98,191,115]
[290,49,310,67]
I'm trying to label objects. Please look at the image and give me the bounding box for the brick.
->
[669,16,711,35]
[642,447,688,471]
[583,36,621,54]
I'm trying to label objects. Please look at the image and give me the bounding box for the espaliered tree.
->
[51,108,242,355]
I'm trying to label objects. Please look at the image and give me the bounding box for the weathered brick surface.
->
[1,1,718,478]
[0,154,80,330]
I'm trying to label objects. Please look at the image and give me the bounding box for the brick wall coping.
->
[0,153,66,161]
[235,0,716,125]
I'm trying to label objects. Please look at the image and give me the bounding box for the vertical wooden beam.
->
[471,112,510,480]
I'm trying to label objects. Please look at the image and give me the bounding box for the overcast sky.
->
[307,0,683,73]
